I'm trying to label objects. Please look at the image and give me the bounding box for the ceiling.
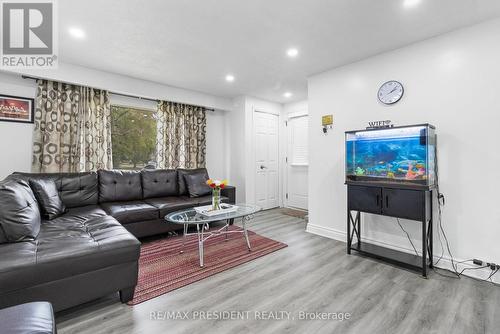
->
[58,0,500,103]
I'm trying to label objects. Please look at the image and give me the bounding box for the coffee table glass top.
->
[165,204,261,224]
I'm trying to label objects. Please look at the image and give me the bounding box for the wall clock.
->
[378,80,404,105]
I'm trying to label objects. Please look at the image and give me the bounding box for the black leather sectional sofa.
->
[0,168,235,312]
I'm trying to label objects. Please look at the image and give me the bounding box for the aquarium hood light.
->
[349,126,427,140]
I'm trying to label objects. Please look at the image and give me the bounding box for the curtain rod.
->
[21,75,215,112]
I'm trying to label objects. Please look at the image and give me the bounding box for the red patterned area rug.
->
[128,225,287,305]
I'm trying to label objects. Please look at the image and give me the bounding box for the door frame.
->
[249,108,284,209]
[284,109,308,210]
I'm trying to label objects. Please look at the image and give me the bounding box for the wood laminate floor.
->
[56,209,500,334]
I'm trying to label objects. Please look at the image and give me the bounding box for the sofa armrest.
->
[221,186,236,204]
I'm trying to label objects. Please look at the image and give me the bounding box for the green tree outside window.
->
[111,105,157,170]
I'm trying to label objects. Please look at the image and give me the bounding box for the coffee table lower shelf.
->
[350,242,430,274]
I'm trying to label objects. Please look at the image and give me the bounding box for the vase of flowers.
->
[206,179,228,211]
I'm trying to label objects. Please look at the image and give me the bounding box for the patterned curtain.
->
[32,80,113,173]
[32,80,81,173]
[79,87,113,171]
[156,101,206,169]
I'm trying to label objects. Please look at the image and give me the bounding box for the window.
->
[111,105,157,170]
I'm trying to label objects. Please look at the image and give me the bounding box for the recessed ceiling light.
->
[69,27,85,39]
[225,74,235,82]
[283,92,292,98]
[403,0,421,9]
[286,48,299,58]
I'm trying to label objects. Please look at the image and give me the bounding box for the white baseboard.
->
[283,205,308,212]
[306,223,345,241]
[306,223,500,284]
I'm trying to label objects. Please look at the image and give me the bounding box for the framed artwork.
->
[0,94,34,124]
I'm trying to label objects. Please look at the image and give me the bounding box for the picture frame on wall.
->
[0,94,34,124]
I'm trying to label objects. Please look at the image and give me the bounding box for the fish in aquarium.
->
[345,125,436,186]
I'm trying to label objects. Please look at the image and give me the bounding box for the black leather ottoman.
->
[0,302,56,334]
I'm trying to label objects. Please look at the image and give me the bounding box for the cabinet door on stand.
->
[382,188,425,221]
[347,185,382,214]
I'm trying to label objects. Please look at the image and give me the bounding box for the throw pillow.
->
[29,179,66,220]
[184,172,212,198]
[0,179,41,243]
[177,168,209,195]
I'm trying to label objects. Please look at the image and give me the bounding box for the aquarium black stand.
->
[346,183,433,277]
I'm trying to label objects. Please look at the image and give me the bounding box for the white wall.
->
[0,70,229,179]
[0,73,36,178]
[307,18,500,281]
[227,96,246,203]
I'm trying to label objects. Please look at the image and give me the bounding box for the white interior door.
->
[254,111,279,210]
[286,114,309,210]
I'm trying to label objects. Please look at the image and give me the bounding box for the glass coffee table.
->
[165,204,261,267]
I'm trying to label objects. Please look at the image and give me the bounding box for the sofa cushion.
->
[98,170,143,203]
[29,179,66,220]
[0,179,41,243]
[145,196,198,217]
[11,172,99,209]
[0,302,56,334]
[100,201,159,225]
[141,169,178,198]
[0,211,140,295]
[184,173,212,197]
[56,205,108,221]
[177,168,209,196]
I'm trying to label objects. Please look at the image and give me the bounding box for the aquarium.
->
[345,124,436,187]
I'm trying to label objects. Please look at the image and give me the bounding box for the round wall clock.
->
[378,80,404,105]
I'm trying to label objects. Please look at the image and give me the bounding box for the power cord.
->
[394,137,500,284]
[433,193,445,266]
[431,138,500,284]
[393,216,486,280]
[396,218,418,256]
[395,192,500,284]
[459,265,490,276]
[436,191,461,277]
[432,198,499,285]
[487,268,500,282]
[432,137,461,277]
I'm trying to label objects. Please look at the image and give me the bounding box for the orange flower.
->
[206,178,228,189]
